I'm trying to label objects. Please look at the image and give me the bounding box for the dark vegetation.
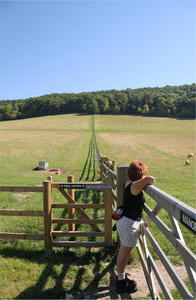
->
[0,84,195,120]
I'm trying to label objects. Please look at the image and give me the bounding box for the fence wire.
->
[92,115,101,173]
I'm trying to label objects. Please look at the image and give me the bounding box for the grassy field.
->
[95,115,195,205]
[0,114,195,299]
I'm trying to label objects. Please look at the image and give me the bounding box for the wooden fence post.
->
[100,156,108,178]
[104,176,113,244]
[117,163,128,207]
[110,160,116,185]
[47,176,52,182]
[68,175,75,231]
[43,180,52,256]
[112,160,116,171]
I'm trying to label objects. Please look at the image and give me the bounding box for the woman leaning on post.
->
[115,160,155,293]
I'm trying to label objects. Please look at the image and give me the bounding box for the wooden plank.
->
[136,242,153,297]
[104,176,113,243]
[51,204,104,209]
[57,188,102,232]
[143,225,194,300]
[43,180,53,254]
[0,186,43,192]
[112,190,117,201]
[145,204,162,227]
[107,168,117,180]
[148,250,174,300]
[140,225,159,300]
[102,163,117,180]
[52,231,105,237]
[52,218,105,224]
[0,209,44,217]
[0,232,44,240]
[53,241,106,248]
[67,175,75,231]
[168,213,185,242]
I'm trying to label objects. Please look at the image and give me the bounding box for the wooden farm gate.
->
[139,183,196,300]
[0,175,115,252]
[43,175,116,254]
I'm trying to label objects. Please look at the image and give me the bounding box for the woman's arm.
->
[131,176,155,195]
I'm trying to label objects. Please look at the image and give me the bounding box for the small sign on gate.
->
[180,211,196,234]
[60,184,86,189]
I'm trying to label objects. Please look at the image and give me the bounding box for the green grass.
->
[0,114,195,299]
[0,245,117,299]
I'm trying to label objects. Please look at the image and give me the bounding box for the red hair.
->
[128,160,148,182]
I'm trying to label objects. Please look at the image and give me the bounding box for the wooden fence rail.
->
[0,186,44,241]
[0,186,43,192]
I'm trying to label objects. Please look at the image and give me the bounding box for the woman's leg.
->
[117,243,134,273]
[116,243,137,293]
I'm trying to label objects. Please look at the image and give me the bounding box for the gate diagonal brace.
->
[58,188,102,232]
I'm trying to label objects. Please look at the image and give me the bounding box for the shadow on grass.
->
[79,133,100,182]
[0,245,133,299]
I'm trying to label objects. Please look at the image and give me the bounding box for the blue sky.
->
[1,0,195,100]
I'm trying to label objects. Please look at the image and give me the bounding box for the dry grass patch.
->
[97,129,195,164]
[0,114,90,131]
[0,130,88,169]
[139,133,195,160]
[95,115,195,134]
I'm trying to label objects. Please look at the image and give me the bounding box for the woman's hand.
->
[131,175,155,195]
[146,176,155,185]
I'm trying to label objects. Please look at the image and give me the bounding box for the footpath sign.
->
[60,184,86,189]
[180,211,196,235]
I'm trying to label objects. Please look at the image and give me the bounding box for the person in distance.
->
[115,160,155,293]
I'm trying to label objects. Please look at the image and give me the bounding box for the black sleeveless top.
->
[122,182,146,221]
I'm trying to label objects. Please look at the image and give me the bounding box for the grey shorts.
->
[116,216,141,247]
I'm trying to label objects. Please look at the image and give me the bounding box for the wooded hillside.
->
[0,84,195,120]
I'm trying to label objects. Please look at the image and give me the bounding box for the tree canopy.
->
[0,84,195,120]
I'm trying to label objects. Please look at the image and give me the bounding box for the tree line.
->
[0,84,195,121]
